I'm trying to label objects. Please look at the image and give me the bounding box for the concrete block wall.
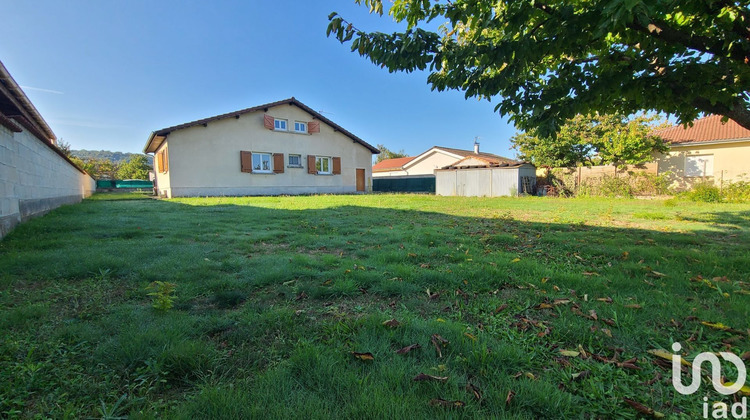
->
[0,123,96,238]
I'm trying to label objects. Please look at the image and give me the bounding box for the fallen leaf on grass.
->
[623,304,642,309]
[505,390,516,406]
[602,328,612,338]
[596,297,613,303]
[494,304,508,314]
[321,279,332,286]
[413,373,448,382]
[426,288,439,299]
[588,310,598,321]
[648,349,691,367]
[295,292,308,301]
[535,303,553,309]
[511,258,521,263]
[351,352,374,361]
[382,319,400,328]
[429,399,465,408]
[559,349,580,357]
[466,383,482,401]
[571,370,591,381]
[722,382,750,396]
[431,334,449,358]
[396,344,421,354]
[650,271,668,278]
[701,321,731,331]
[553,298,571,305]
[464,332,477,341]
[582,272,599,276]
[623,398,665,418]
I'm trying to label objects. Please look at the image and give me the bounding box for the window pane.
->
[322,158,329,172]
[252,154,261,171]
[316,158,322,171]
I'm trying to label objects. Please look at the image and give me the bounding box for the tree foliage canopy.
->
[116,155,151,180]
[328,0,750,135]
[511,113,669,168]
[375,143,408,162]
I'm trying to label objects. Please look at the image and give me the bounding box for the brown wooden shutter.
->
[332,157,341,175]
[163,148,169,172]
[307,120,320,134]
[307,155,317,174]
[157,152,164,173]
[263,114,274,130]
[240,151,253,173]
[273,153,284,173]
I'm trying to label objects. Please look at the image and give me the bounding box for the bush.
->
[686,182,722,202]
[722,180,750,203]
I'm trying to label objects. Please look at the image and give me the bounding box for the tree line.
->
[57,141,152,180]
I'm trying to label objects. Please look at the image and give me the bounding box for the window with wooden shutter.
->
[273,153,284,173]
[307,155,317,174]
[263,114,274,130]
[332,157,341,175]
[157,152,164,173]
[307,120,320,134]
[240,151,253,173]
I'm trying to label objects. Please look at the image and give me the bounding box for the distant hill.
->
[71,150,153,165]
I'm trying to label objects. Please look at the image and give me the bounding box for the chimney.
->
[473,140,480,154]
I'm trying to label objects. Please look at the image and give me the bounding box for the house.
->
[372,144,520,193]
[435,155,536,197]
[654,115,750,190]
[143,98,379,197]
[0,60,95,238]
[373,144,516,177]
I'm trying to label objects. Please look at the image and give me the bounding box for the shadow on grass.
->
[0,196,748,418]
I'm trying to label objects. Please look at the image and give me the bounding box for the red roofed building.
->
[654,115,750,189]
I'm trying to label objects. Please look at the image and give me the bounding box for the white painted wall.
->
[436,165,536,197]
[153,103,375,197]
[0,124,96,237]
[373,149,463,177]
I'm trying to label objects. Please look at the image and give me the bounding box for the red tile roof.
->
[655,115,750,145]
[372,156,416,172]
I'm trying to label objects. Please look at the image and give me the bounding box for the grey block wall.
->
[0,124,96,238]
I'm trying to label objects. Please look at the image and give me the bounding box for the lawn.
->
[1,193,748,418]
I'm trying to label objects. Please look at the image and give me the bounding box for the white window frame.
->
[252,152,273,173]
[685,154,714,177]
[315,156,332,174]
[294,121,307,134]
[274,119,288,131]
[288,154,302,167]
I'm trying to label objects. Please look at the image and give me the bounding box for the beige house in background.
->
[373,145,516,177]
[143,98,379,197]
[654,115,750,190]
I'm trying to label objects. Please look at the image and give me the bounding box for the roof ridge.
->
[144,98,379,154]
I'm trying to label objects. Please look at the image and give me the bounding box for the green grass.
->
[1,193,749,418]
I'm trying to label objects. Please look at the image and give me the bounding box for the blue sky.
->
[1,0,519,158]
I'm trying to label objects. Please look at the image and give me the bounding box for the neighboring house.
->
[372,144,516,177]
[143,98,379,197]
[372,144,521,193]
[0,61,95,238]
[654,115,750,190]
[435,155,536,197]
